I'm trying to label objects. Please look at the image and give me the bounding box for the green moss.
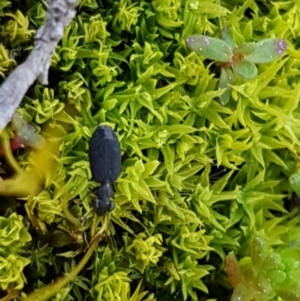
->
[1,0,300,300]
[0,213,31,291]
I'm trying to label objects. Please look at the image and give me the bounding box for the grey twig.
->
[0,0,78,130]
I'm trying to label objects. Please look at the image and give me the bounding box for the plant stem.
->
[61,194,81,228]
[21,233,103,301]
[0,130,22,174]
[81,105,95,128]
[0,290,20,301]
[25,197,49,235]
[0,134,24,157]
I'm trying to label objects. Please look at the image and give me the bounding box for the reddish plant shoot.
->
[225,252,241,288]
[12,112,45,149]
[185,28,287,105]
[0,112,45,157]
[227,237,300,301]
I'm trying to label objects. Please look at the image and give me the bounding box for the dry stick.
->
[0,290,20,301]
[0,0,79,130]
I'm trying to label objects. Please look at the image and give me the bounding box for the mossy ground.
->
[1,0,300,300]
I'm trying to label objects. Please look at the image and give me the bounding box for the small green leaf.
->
[188,2,230,16]
[233,43,256,56]
[268,269,286,285]
[251,237,268,267]
[219,68,234,105]
[244,39,287,64]
[289,173,300,195]
[12,112,45,149]
[233,60,257,79]
[186,35,233,62]
[161,144,175,175]
[143,161,160,177]
[221,27,235,48]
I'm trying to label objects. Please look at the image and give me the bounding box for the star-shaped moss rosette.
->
[185,27,287,105]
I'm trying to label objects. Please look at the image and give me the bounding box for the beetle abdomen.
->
[88,125,121,183]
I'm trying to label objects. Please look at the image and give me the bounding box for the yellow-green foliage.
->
[1,0,300,301]
[0,213,31,290]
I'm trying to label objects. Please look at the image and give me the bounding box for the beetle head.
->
[92,197,114,216]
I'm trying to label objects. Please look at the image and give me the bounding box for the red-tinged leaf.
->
[12,112,45,149]
[226,252,241,288]
[186,35,233,62]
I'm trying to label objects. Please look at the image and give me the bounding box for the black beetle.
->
[88,125,121,216]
